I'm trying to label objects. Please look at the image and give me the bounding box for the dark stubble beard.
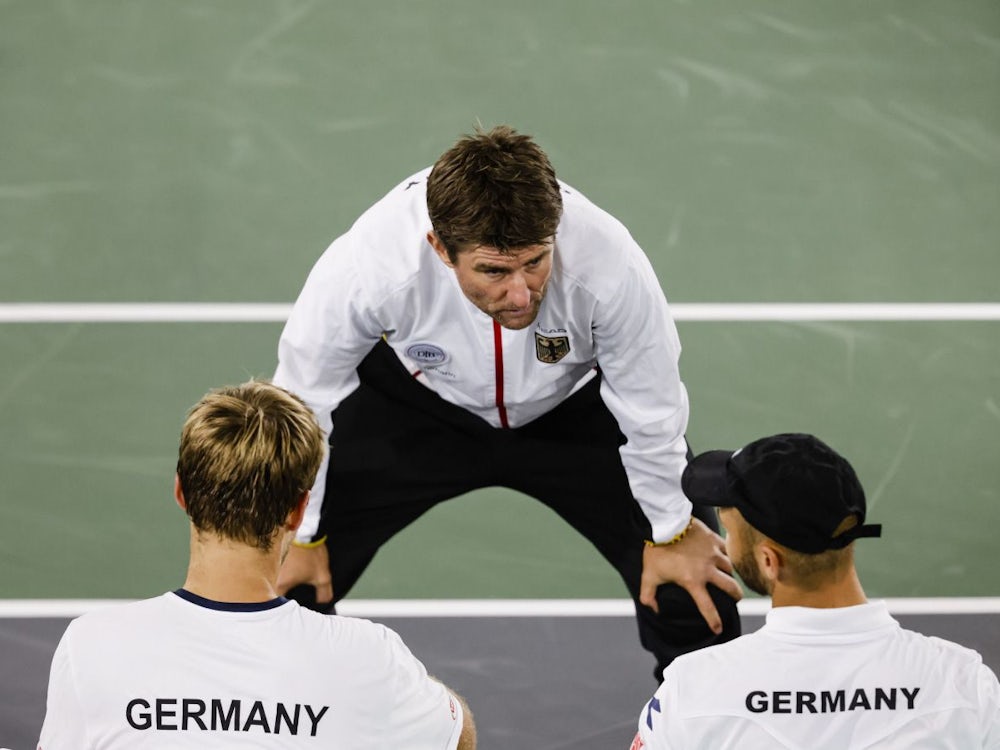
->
[734,548,773,597]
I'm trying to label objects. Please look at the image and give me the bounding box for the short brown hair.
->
[176,381,325,550]
[427,125,563,260]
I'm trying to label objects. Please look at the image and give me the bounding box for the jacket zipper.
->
[492,320,510,429]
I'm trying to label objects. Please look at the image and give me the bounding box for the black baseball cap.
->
[681,433,882,554]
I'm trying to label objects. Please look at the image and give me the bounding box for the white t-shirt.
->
[274,169,691,542]
[634,601,1000,749]
[39,590,464,749]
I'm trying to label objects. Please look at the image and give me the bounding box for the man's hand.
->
[277,543,334,605]
[639,517,742,634]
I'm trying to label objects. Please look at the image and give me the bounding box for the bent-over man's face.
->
[430,234,554,330]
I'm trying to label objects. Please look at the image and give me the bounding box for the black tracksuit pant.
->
[293,341,740,680]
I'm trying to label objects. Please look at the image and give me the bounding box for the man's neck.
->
[770,567,868,609]
[182,527,284,603]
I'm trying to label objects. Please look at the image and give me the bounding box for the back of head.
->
[682,433,882,591]
[737,513,857,590]
[427,124,563,257]
[176,381,325,550]
[683,433,881,555]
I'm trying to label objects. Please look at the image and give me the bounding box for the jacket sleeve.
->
[979,662,1000,748]
[636,674,684,750]
[273,233,384,540]
[379,624,466,749]
[38,622,92,749]
[592,242,692,543]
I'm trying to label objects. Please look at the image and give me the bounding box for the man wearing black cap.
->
[631,433,1000,750]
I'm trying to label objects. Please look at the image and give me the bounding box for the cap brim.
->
[681,450,737,507]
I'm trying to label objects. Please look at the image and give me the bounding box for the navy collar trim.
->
[173,588,288,612]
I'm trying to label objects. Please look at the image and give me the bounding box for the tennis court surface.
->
[2,1,997,747]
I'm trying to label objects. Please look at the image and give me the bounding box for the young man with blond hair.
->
[39,380,475,749]
[632,433,1000,749]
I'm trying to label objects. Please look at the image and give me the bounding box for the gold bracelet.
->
[292,534,328,549]
[644,519,693,548]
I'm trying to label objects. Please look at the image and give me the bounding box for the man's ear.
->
[426,232,455,268]
[174,474,187,511]
[286,491,309,532]
[757,542,783,584]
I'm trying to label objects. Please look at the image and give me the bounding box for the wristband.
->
[292,534,328,549]
[644,519,693,548]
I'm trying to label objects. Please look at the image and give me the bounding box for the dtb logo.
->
[405,343,449,367]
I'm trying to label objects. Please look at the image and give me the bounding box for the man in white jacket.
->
[39,380,475,750]
[274,125,743,680]
[632,432,1000,749]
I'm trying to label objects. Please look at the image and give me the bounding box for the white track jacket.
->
[275,168,691,542]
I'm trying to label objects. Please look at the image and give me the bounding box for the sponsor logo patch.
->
[405,343,448,367]
[534,332,570,364]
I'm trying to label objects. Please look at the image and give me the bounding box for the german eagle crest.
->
[534,332,570,363]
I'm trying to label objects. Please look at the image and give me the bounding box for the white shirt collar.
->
[763,600,897,639]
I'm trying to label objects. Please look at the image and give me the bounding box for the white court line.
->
[1,303,1000,323]
[3,598,1000,618]
[0,303,294,323]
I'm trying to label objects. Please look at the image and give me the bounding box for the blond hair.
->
[176,381,324,550]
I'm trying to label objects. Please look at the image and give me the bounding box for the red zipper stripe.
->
[492,320,510,429]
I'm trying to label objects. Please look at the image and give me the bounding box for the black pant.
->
[295,341,740,680]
